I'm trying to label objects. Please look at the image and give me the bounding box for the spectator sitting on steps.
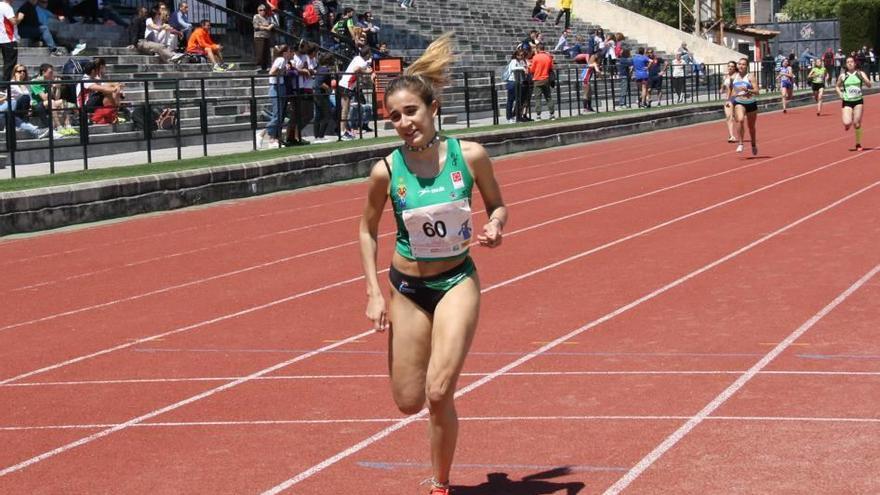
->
[133,5,184,64]
[17,0,63,55]
[169,1,193,44]
[187,19,235,72]
[145,3,180,53]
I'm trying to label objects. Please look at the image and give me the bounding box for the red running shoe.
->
[423,478,451,494]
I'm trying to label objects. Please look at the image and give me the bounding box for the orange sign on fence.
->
[373,57,403,119]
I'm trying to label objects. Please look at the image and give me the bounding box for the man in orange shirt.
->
[529,43,556,120]
[187,19,235,72]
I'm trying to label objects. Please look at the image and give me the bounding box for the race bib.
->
[402,199,472,259]
[846,85,862,98]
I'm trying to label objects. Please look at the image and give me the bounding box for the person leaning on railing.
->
[337,44,373,141]
[311,52,335,143]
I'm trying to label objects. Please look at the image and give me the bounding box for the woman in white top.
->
[504,48,527,123]
[671,52,686,103]
[719,60,738,142]
[257,44,293,148]
[145,3,180,52]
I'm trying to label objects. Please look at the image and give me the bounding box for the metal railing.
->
[3,60,869,179]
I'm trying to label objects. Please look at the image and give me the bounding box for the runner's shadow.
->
[452,468,586,495]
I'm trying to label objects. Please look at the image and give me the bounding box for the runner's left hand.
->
[478,220,502,248]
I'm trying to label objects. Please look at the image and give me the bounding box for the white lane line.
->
[0,142,863,388]
[11,370,880,388]
[5,121,818,294]
[0,129,687,266]
[2,175,875,480]
[5,414,880,433]
[259,181,880,493]
[0,329,377,478]
[603,262,880,495]
[0,129,843,334]
[4,141,700,294]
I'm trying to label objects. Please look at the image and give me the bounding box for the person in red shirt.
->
[186,19,234,72]
[528,43,556,120]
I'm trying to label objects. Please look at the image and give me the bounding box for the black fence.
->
[1,61,842,179]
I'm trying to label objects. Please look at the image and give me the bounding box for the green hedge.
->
[838,0,880,52]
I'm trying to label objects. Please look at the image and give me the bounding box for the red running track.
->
[2,98,879,494]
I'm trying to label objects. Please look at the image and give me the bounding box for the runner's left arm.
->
[463,141,507,248]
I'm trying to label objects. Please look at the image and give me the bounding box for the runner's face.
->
[737,59,748,74]
[386,89,439,148]
[727,63,736,74]
[846,58,856,71]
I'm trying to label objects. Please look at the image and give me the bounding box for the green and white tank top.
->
[810,67,826,84]
[842,72,863,102]
[389,137,475,261]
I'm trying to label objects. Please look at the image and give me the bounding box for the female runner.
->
[835,55,872,151]
[720,60,738,142]
[358,34,508,494]
[807,58,829,115]
[729,57,759,155]
[778,58,794,113]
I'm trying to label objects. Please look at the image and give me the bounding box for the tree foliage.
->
[838,0,880,52]
[611,0,684,28]
[781,0,839,20]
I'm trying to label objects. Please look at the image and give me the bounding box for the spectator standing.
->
[822,48,834,78]
[531,0,549,22]
[671,52,685,102]
[503,48,526,123]
[647,49,665,106]
[554,0,571,29]
[170,1,193,44]
[834,48,845,77]
[0,0,24,82]
[799,47,816,71]
[187,19,233,72]
[615,47,632,107]
[284,41,315,145]
[332,7,355,43]
[311,52,335,143]
[337,45,372,140]
[253,4,274,72]
[631,46,651,108]
[604,34,616,65]
[869,47,877,81]
[257,44,291,148]
[301,0,321,43]
[528,43,555,120]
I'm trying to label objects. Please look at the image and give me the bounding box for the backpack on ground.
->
[131,105,177,131]
[302,3,319,25]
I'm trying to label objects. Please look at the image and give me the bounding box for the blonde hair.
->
[386,33,454,105]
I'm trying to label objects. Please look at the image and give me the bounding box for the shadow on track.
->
[452,467,585,495]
